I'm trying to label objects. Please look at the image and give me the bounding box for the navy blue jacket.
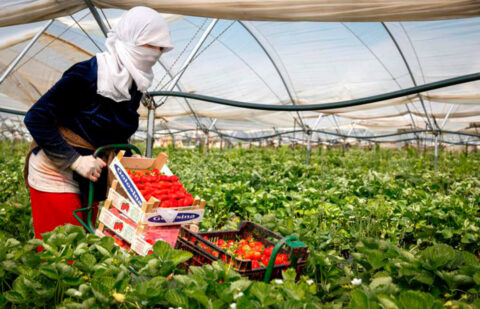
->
[24,57,142,202]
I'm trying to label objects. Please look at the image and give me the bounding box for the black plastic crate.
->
[174,221,309,281]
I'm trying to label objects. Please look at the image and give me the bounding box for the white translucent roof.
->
[0,6,479,144]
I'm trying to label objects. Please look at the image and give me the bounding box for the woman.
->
[24,6,173,239]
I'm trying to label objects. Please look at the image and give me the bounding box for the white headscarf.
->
[96,6,173,102]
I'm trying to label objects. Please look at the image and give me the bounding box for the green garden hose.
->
[264,235,306,283]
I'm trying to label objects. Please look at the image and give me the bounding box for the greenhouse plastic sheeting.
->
[2,0,480,27]
[0,8,479,143]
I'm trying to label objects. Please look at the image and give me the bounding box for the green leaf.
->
[90,280,111,304]
[452,274,474,286]
[4,291,26,304]
[5,238,20,248]
[377,295,399,309]
[185,288,211,308]
[64,224,86,237]
[282,268,297,282]
[250,282,270,306]
[170,250,193,266]
[78,253,96,272]
[412,271,435,286]
[349,290,377,309]
[93,244,111,257]
[73,243,88,256]
[99,236,115,252]
[66,289,83,298]
[229,279,252,293]
[397,290,436,309]
[152,240,172,256]
[63,276,84,286]
[165,289,188,307]
[0,294,7,308]
[40,265,59,280]
[473,272,480,285]
[370,276,392,290]
[419,244,456,271]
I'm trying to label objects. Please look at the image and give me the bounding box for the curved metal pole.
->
[183,19,283,103]
[147,19,218,156]
[156,60,203,128]
[83,0,109,37]
[381,22,434,131]
[70,15,103,52]
[0,19,54,84]
[157,59,221,135]
[155,19,218,108]
[207,128,479,142]
[239,21,306,130]
[0,107,27,116]
[342,23,418,130]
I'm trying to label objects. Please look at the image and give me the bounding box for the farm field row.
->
[0,142,479,308]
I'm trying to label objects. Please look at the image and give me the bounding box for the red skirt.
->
[29,186,98,239]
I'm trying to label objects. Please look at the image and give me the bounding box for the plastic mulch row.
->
[174,221,309,281]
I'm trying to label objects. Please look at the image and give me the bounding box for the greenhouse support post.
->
[0,19,54,84]
[431,104,454,169]
[205,119,217,159]
[146,106,155,157]
[155,19,218,108]
[145,19,218,156]
[440,105,455,129]
[382,22,435,132]
[306,136,312,166]
[239,21,306,130]
[306,114,323,166]
[84,0,109,37]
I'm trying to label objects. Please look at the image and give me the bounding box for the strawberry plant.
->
[1,142,480,307]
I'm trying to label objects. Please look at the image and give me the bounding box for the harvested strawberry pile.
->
[127,168,194,207]
[201,236,289,269]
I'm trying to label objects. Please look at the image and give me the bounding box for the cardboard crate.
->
[96,151,205,255]
[96,180,187,256]
[108,151,206,226]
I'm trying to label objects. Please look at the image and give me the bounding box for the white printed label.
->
[109,157,145,207]
[108,189,144,223]
[98,208,137,243]
[161,164,173,176]
[143,209,204,226]
[131,237,154,256]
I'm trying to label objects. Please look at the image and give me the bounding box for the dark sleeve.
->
[24,69,89,170]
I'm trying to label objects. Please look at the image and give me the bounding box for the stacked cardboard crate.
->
[96,151,205,255]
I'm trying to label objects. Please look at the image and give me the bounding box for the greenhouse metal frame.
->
[1,0,480,167]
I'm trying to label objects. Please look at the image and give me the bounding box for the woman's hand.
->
[70,155,107,182]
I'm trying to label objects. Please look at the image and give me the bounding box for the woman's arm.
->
[24,70,87,170]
